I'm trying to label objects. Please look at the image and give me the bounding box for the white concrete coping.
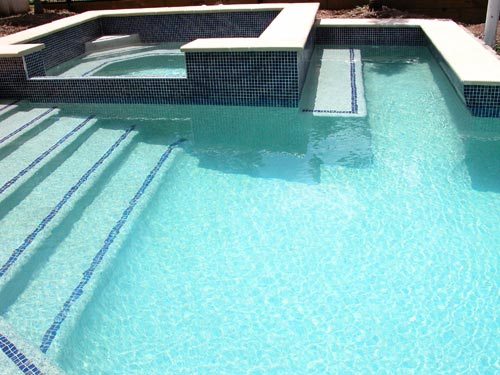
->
[0,4,289,46]
[0,43,45,57]
[181,3,319,52]
[318,18,500,85]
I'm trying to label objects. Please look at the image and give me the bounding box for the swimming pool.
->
[0,45,498,374]
[46,43,186,78]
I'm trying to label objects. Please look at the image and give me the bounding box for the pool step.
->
[85,34,141,53]
[300,47,366,117]
[0,124,184,352]
[0,318,67,375]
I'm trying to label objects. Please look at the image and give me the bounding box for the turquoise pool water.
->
[46,43,186,77]
[0,46,499,374]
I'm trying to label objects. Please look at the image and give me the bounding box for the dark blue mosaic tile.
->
[315,26,427,46]
[298,26,315,94]
[186,50,299,107]
[0,115,93,195]
[0,57,26,81]
[0,333,44,375]
[464,85,500,108]
[40,138,186,353]
[31,20,101,70]
[0,127,133,280]
[23,51,45,78]
[100,11,279,43]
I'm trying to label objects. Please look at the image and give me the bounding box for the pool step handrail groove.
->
[0,126,135,281]
[0,115,95,196]
[0,107,58,146]
[40,138,186,353]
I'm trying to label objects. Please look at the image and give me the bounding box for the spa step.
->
[300,47,366,117]
[85,34,141,53]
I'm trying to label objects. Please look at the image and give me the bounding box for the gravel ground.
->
[0,6,499,53]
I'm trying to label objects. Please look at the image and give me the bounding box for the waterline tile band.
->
[0,333,44,375]
[0,107,57,146]
[0,100,20,114]
[0,115,95,196]
[40,138,186,353]
[0,126,134,280]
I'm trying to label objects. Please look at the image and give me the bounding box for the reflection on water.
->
[188,106,372,184]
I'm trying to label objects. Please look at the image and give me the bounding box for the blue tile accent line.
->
[302,48,358,114]
[40,138,186,353]
[0,115,95,196]
[349,48,358,114]
[0,100,20,113]
[0,333,44,375]
[0,127,134,280]
[0,107,57,146]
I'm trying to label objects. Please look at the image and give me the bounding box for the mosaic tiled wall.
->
[1,21,499,115]
[297,27,315,94]
[315,26,427,46]
[100,11,280,43]
[32,20,101,70]
[1,77,191,104]
[186,50,299,107]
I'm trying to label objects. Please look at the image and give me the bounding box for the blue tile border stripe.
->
[0,115,95,196]
[0,107,57,146]
[0,126,134,280]
[40,138,186,353]
[0,100,20,114]
[0,333,44,375]
[302,48,359,114]
[349,48,358,114]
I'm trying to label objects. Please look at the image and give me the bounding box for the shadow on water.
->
[185,106,373,184]
[0,134,140,315]
[427,46,500,194]
[0,115,61,163]
[0,124,99,222]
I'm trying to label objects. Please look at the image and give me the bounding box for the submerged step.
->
[85,34,141,53]
[300,47,366,117]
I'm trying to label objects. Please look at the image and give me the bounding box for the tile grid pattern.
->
[0,115,94,196]
[100,11,279,43]
[186,50,299,107]
[23,52,46,78]
[0,127,133,280]
[302,48,359,114]
[0,333,43,375]
[315,26,427,46]
[31,20,101,70]
[40,138,187,353]
[0,107,57,145]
